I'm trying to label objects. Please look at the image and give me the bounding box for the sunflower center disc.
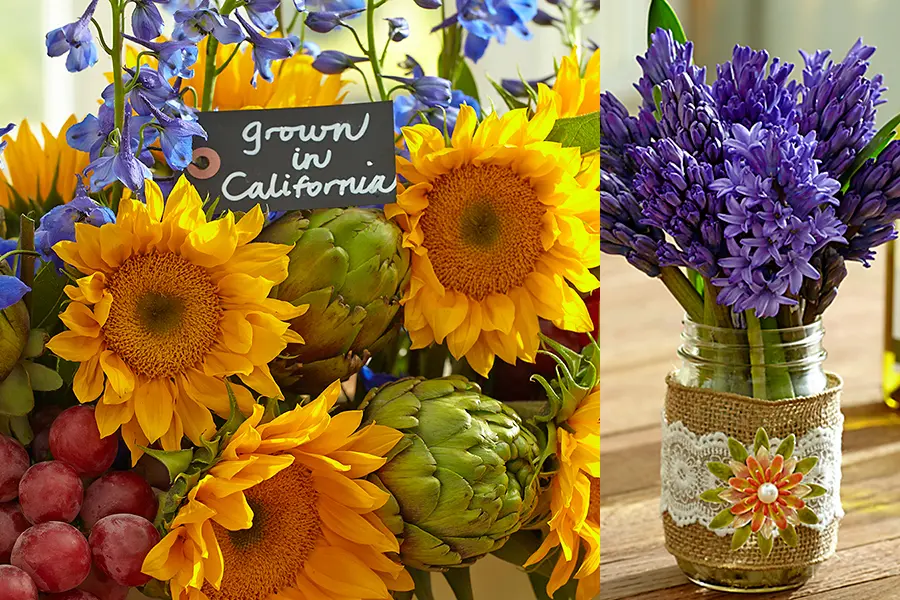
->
[205,464,321,600]
[103,251,222,379]
[421,164,546,300]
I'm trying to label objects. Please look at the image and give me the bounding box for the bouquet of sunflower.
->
[0,1,599,600]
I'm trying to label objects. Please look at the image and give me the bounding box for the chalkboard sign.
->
[185,101,397,212]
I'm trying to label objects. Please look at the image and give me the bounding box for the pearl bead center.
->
[757,482,779,504]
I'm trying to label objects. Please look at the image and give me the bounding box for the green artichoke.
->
[360,375,541,571]
[258,208,411,396]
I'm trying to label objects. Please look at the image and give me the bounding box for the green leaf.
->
[731,524,752,550]
[647,0,687,45]
[797,507,820,525]
[775,434,795,460]
[486,75,528,111]
[780,523,799,547]
[0,364,33,416]
[140,447,194,483]
[57,358,78,385]
[698,487,727,503]
[408,568,435,600]
[22,362,62,392]
[708,506,735,530]
[757,533,773,558]
[545,112,600,154]
[453,61,481,109]
[806,483,827,498]
[707,461,734,481]
[30,262,69,331]
[754,427,770,453]
[728,438,749,462]
[9,415,32,446]
[796,456,818,475]
[840,111,900,190]
[442,568,475,600]
[526,572,553,600]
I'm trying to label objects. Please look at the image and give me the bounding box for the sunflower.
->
[142,380,413,600]
[524,386,600,600]
[45,176,306,463]
[180,38,349,110]
[386,90,600,376]
[0,117,89,212]
[551,48,600,118]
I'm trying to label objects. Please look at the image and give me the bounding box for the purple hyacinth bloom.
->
[143,96,208,170]
[600,170,663,277]
[708,123,846,317]
[174,1,245,44]
[600,92,657,181]
[35,177,116,268]
[85,108,153,193]
[635,27,706,112]
[386,17,410,41]
[244,0,282,33]
[45,0,100,73]
[711,45,801,128]
[433,0,538,63]
[312,50,368,75]
[234,13,300,84]
[0,124,12,158]
[132,0,166,40]
[797,39,886,179]
[124,34,199,79]
[658,73,726,167]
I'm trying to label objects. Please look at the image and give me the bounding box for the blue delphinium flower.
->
[711,45,801,129]
[386,75,452,108]
[385,17,410,41]
[500,76,552,97]
[132,0,166,40]
[0,267,29,310]
[707,123,846,317]
[124,35,199,79]
[244,0,282,33]
[433,0,538,62]
[85,108,153,193]
[143,97,208,170]
[67,104,159,165]
[305,8,364,33]
[393,89,478,135]
[0,124,13,158]
[797,39,886,180]
[635,28,707,112]
[102,66,180,117]
[312,50,368,74]
[174,1,245,44]
[359,366,399,391]
[35,177,115,268]
[234,13,300,84]
[45,0,101,73]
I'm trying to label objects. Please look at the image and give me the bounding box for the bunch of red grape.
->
[0,406,160,600]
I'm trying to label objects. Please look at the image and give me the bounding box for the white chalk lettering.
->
[242,121,262,156]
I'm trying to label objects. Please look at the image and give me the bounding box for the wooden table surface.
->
[599,256,900,599]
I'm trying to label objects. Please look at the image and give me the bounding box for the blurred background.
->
[602,0,900,127]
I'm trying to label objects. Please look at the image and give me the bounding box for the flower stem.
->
[365,0,388,100]
[659,266,704,323]
[18,216,35,317]
[759,316,795,399]
[745,311,768,399]
[201,38,219,112]
[702,280,732,328]
[109,0,125,132]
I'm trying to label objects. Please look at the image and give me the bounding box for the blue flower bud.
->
[414,0,442,9]
[312,50,368,74]
[385,17,410,41]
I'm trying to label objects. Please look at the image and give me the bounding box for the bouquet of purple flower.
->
[602,3,900,399]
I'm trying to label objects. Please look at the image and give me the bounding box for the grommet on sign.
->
[187,147,221,180]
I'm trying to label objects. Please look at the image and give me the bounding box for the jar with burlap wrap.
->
[661,318,843,593]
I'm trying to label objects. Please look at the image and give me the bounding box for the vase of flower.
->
[660,317,843,592]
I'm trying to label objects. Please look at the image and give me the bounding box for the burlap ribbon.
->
[662,373,843,570]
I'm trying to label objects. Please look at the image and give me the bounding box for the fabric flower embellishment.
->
[700,427,826,557]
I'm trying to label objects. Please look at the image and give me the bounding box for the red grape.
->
[30,428,52,463]
[0,501,29,562]
[0,435,30,502]
[81,472,157,529]
[11,522,91,593]
[76,566,128,600]
[29,405,63,434]
[47,591,100,600]
[89,514,159,586]
[18,461,83,524]
[0,565,38,600]
[49,407,118,478]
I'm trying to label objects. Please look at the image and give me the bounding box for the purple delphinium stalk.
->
[635,27,706,112]
[837,139,900,264]
[657,73,726,168]
[797,39,886,180]
[708,123,846,317]
[632,139,725,279]
[711,45,801,128]
[601,170,663,277]
[35,177,116,268]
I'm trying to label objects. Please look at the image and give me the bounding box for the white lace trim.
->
[660,413,843,535]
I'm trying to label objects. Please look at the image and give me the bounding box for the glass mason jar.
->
[669,317,829,593]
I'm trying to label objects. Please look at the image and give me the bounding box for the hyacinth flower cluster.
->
[45,0,307,195]
[602,26,900,338]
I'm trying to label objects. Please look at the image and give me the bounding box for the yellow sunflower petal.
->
[133,377,176,443]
